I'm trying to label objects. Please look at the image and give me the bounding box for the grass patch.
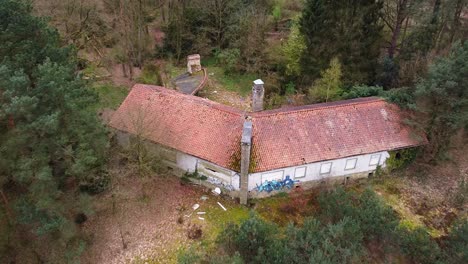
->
[204,199,249,241]
[207,67,257,97]
[92,83,129,110]
[136,64,163,85]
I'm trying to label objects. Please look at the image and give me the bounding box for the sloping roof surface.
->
[109,84,245,170]
[249,97,423,172]
[110,85,423,173]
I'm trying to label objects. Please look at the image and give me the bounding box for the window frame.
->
[320,162,332,175]
[369,154,381,166]
[294,166,307,179]
[344,158,358,170]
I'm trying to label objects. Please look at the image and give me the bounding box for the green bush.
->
[342,85,384,99]
[356,189,399,240]
[218,213,276,263]
[385,148,420,171]
[215,49,241,75]
[137,64,163,85]
[317,187,356,223]
[445,219,468,263]
[397,225,441,264]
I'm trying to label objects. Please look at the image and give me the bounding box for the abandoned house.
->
[109,80,424,204]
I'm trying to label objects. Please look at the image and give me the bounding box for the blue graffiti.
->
[256,176,299,193]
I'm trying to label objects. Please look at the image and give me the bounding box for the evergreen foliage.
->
[444,220,468,263]
[280,19,306,78]
[300,0,384,85]
[0,0,108,260]
[413,41,468,158]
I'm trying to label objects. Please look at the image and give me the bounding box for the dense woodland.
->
[0,0,467,263]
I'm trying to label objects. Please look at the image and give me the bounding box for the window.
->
[369,154,381,166]
[345,158,357,170]
[295,167,306,178]
[320,162,332,174]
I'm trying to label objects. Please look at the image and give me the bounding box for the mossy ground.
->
[92,83,129,110]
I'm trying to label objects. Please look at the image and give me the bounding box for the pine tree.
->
[300,0,384,86]
[414,41,468,159]
[0,0,108,261]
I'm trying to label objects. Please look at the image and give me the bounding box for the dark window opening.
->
[395,152,402,160]
[368,172,374,178]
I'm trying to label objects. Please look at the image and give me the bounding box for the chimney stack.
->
[187,54,201,74]
[240,119,252,205]
[252,79,264,112]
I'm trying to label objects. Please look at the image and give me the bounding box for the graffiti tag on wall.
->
[255,175,299,193]
[206,176,235,191]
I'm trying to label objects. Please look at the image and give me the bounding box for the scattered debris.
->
[213,90,218,93]
[198,217,205,220]
[197,212,206,215]
[212,187,221,195]
[217,202,227,211]
[192,203,200,210]
[200,195,208,201]
[187,224,203,240]
[177,216,184,224]
[184,213,193,218]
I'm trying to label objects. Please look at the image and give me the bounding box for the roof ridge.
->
[250,97,385,118]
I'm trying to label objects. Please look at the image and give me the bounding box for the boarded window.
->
[369,154,381,166]
[295,167,306,178]
[261,171,284,183]
[159,148,177,163]
[320,162,332,174]
[345,158,357,170]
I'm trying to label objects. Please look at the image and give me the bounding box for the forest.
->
[0,0,467,263]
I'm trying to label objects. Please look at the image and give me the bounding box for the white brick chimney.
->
[252,79,264,112]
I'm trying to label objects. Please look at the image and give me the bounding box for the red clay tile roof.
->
[250,97,424,172]
[110,85,424,173]
[109,84,245,170]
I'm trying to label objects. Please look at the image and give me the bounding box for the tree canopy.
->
[0,0,108,260]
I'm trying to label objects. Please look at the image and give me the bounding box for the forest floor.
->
[79,139,467,263]
[80,150,249,264]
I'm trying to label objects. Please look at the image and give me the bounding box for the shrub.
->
[342,85,384,99]
[215,49,240,75]
[79,170,110,195]
[177,247,202,264]
[385,148,420,171]
[397,225,441,264]
[137,64,163,85]
[317,187,356,223]
[187,224,203,240]
[217,213,276,262]
[445,219,468,263]
[452,179,468,208]
[356,189,399,240]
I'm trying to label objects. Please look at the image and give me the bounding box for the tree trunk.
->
[122,63,128,78]
[388,0,409,58]
[1,190,12,224]
[449,0,464,44]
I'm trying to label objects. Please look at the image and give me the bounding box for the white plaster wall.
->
[248,151,390,191]
[176,152,198,172]
[175,152,239,189]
